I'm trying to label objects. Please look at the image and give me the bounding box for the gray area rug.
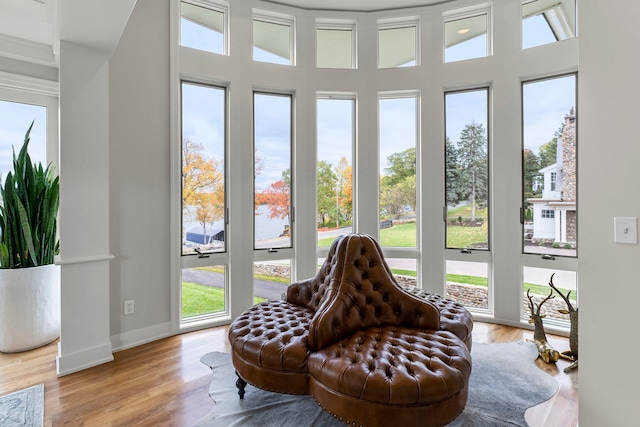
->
[0,383,44,427]
[196,341,558,427]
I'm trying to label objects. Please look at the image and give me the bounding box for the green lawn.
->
[447,205,487,222]
[392,270,576,298]
[182,221,574,315]
[445,225,486,248]
[181,282,266,318]
[318,222,417,247]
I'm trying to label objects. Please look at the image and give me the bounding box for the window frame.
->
[252,9,296,66]
[315,19,357,70]
[521,72,578,260]
[443,3,492,63]
[180,80,228,257]
[0,74,59,172]
[377,91,421,252]
[253,90,295,253]
[377,16,420,69]
[180,0,230,56]
[444,86,491,252]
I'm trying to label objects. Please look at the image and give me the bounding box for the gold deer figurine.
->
[526,289,560,364]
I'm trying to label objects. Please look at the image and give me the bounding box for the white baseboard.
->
[56,341,114,376]
[110,322,172,352]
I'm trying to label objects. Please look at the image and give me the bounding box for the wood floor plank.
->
[0,323,577,426]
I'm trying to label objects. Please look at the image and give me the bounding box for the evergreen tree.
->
[456,121,488,221]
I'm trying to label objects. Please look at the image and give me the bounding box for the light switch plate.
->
[614,217,638,244]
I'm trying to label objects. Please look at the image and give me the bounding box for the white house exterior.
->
[527,114,577,245]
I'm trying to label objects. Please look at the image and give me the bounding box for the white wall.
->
[109,0,172,350]
[57,40,113,375]
[578,1,640,425]
[8,1,636,421]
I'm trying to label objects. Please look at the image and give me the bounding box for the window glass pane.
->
[317,29,353,69]
[444,14,487,63]
[522,267,576,326]
[0,100,47,181]
[523,75,576,257]
[379,97,417,247]
[254,19,292,65]
[387,258,417,287]
[254,261,291,301]
[181,2,224,54]
[181,266,226,319]
[254,93,292,249]
[522,0,576,49]
[378,26,416,68]
[181,83,226,255]
[446,260,489,310]
[445,89,489,250]
[317,98,354,246]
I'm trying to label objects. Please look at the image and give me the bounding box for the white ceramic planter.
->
[0,264,61,353]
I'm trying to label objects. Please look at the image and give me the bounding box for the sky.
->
[0,100,47,182]
[1,9,573,207]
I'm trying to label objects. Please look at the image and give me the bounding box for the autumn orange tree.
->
[335,157,352,222]
[182,139,224,242]
[258,168,291,227]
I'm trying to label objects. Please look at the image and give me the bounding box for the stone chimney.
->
[561,114,576,202]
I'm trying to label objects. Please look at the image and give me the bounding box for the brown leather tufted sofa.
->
[228,234,473,427]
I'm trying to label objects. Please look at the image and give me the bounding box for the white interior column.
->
[56,40,113,376]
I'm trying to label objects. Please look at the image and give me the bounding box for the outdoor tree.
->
[194,192,224,244]
[317,160,337,226]
[334,157,352,223]
[523,148,541,197]
[260,177,291,227]
[538,138,558,168]
[383,147,416,187]
[182,138,224,238]
[380,174,416,219]
[380,184,406,218]
[380,147,416,218]
[445,136,461,207]
[455,121,488,221]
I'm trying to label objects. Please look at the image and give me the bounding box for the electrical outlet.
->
[124,300,134,315]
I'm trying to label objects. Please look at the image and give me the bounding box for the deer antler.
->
[548,273,576,313]
[547,273,579,368]
[527,288,555,318]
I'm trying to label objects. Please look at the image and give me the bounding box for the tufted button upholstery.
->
[307,234,440,351]
[228,300,314,394]
[227,234,474,426]
[309,328,470,404]
[401,284,474,350]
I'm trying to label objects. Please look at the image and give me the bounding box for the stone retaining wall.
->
[253,263,576,321]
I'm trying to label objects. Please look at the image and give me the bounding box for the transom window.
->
[180,1,227,55]
[316,20,356,69]
[378,17,419,68]
[444,5,491,63]
[522,0,577,49]
[253,11,295,65]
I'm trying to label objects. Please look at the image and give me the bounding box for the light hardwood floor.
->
[0,322,577,426]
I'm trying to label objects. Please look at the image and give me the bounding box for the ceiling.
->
[0,0,136,66]
[0,0,575,67]
[0,0,451,47]
[261,0,454,12]
[0,0,57,46]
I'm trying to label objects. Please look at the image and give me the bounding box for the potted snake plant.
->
[0,122,60,352]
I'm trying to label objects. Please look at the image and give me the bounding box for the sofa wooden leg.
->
[235,372,247,399]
